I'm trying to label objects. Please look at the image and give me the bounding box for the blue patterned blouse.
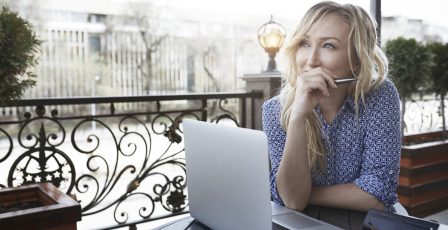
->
[262,79,401,210]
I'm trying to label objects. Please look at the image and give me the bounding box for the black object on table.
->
[363,209,439,230]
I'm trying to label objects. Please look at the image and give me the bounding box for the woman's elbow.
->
[279,190,310,211]
[277,182,311,212]
[362,196,385,212]
[283,199,308,212]
[373,200,385,211]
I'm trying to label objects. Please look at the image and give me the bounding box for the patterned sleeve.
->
[353,79,401,210]
[262,97,286,205]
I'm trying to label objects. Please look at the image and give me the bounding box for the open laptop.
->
[183,119,341,230]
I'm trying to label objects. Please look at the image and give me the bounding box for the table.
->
[156,211,448,230]
[302,205,365,229]
[155,203,352,230]
[155,216,208,230]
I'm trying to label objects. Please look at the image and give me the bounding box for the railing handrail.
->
[3,91,264,107]
[0,90,265,229]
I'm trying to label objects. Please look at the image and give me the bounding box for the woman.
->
[262,1,401,227]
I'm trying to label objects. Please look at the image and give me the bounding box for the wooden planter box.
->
[0,183,81,230]
[399,133,448,218]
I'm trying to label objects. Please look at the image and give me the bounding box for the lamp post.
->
[257,15,286,73]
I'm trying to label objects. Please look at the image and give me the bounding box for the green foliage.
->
[0,6,41,105]
[427,42,448,96]
[384,37,433,100]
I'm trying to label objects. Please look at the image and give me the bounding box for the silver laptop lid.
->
[183,119,272,230]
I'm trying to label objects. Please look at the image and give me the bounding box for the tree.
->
[127,1,168,95]
[384,37,433,138]
[0,6,42,105]
[427,42,448,138]
[202,45,222,92]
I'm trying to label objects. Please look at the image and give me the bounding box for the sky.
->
[382,0,447,27]
[159,0,448,28]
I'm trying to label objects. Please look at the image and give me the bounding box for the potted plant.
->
[384,37,433,139]
[385,37,448,217]
[427,42,448,139]
[0,6,41,105]
[0,183,81,229]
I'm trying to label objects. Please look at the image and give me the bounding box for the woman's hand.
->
[290,67,338,119]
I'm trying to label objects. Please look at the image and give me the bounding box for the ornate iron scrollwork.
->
[0,128,13,163]
[7,106,75,194]
[74,112,199,224]
[0,92,260,228]
[405,99,443,134]
[211,98,240,126]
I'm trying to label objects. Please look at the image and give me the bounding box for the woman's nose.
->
[306,48,321,68]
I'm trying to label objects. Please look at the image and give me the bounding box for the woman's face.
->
[296,13,356,79]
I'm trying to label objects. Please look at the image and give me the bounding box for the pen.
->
[335,78,357,85]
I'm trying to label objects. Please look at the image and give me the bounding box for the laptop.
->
[183,119,341,230]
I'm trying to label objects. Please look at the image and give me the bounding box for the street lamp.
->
[258,15,286,73]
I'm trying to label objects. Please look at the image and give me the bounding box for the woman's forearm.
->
[276,116,312,211]
[309,183,385,212]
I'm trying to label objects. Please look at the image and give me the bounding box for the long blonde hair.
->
[279,1,388,171]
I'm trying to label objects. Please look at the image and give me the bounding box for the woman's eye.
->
[323,43,335,49]
[299,42,310,47]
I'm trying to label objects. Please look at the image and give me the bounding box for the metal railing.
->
[403,94,447,136]
[0,91,263,229]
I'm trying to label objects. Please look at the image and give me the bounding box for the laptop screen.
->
[183,119,272,230]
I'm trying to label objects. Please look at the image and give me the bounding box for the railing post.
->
[201,99,207,121]
[242,73,282,130]
[241,97,247,128]
[442,93,446,140]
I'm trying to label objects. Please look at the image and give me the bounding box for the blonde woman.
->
[262,1,401,227]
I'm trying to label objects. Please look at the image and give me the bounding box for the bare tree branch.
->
[203,47,221,92]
